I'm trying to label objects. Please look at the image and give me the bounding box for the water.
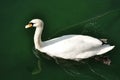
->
[0,0,120,80]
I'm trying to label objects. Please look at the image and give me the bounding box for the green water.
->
[0,0,120,80]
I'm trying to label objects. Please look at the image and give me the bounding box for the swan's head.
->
[25,19,44,28]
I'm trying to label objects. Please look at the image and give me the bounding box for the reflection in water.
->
[54,58,107,80]
[32,48,107,80]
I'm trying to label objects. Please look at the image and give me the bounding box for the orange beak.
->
[25,23,33,28]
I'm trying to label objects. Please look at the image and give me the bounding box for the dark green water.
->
[0,0,120,80]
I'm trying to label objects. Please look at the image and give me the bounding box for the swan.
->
[25,19,115,61]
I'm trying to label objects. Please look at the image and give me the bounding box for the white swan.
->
[25,19,115,61]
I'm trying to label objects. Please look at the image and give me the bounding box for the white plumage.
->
[25,19,115,61]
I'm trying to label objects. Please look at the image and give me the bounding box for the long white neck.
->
[34,26,43,50]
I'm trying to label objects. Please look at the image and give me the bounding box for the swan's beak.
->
[25,23,33,28]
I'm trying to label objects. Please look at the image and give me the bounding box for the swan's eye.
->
[29,23,34,25]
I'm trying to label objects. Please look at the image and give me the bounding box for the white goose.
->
[25,19,115,61]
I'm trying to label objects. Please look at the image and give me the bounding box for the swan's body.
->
[25,19,115,61]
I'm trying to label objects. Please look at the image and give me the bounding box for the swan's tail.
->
[97,44,115,55]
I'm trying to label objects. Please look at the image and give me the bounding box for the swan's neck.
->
[34,26,43,50]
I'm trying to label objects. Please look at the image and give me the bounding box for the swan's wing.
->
[42,35,77,46]
[43,35,102,46]
[41,35,102,58]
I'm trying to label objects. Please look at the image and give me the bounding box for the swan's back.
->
[42,35,102,47]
